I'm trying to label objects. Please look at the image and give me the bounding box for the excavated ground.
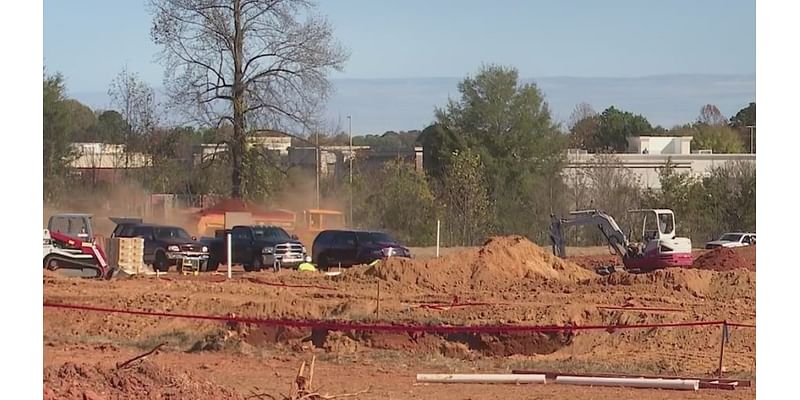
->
[44,236,755,399]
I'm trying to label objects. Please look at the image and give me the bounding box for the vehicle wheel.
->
[252,256,263,272]
[206,259,219,272]
[154,252,169,273]
[320,256,333,271]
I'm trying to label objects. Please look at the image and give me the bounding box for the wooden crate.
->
[108,237,145,274]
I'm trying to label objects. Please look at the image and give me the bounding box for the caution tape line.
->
[43,302,755,334]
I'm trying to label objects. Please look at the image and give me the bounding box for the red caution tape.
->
[43,302,754,334]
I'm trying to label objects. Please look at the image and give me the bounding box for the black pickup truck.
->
[203,225,307,272]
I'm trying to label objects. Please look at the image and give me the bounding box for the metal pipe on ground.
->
[555,376,699,391]
[416,374,546,384]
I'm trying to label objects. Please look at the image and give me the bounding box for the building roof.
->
[198,198,296,221]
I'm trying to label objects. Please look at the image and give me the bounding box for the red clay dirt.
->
[43,360,242,400]
[692,246,756,271]
[44,235,756,399]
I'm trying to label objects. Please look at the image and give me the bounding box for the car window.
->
[253,227,291,241]
[315,232,332,247]
[154,227,192,240]
[131,226,153,239]
[355,232,396,245]
[333,232,357,248]
[720,233,743,242]
[232,227,251,241]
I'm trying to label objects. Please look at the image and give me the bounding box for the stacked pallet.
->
[108,237,146,274]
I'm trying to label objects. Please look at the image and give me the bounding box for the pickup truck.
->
[705,232,756,249]
[112,222,210,272]
[203,225,307,272]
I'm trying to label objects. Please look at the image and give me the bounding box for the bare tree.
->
[568,102,596,130]
[698,104,727,126]
[568,102,599,150]
[149,0,349,198]
[108,67,159,169]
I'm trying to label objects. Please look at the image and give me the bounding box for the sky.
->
[44,0,756,132]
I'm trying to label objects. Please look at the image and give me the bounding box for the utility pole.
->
[746,125,755,154]
[347,115,353,226]
[315,131,320,209]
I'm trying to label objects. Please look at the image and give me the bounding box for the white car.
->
[705,232,756,249]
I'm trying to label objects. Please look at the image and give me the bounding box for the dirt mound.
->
[601,268,755,299]
[693,246,756,271]
[43,360,242,400]
[358,235,594,291]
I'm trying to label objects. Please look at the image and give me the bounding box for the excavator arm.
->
[549,210,631,260]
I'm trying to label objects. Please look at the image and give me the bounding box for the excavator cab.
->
[628,209,676,244]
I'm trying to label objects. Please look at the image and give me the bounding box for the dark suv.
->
[113,223,210,272]
[312,229,410,269]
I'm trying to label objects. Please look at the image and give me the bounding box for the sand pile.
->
[43,360,242,400]
[693,246,756,271]
[360,235,594,290]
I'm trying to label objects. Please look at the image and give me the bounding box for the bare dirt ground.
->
[44,237,755,399]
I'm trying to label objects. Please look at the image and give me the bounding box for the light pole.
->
[746,125,755,154]
[315,131,320,209]
[347,115,353,226]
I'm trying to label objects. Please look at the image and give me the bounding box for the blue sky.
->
[44,0,755,132]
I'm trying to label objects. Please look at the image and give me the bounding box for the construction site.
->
[37,1,760,398]
[42,199,757,399]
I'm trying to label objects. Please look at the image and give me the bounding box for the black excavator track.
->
[43,253,105,279]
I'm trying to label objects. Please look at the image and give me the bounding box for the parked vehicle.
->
[705,232,756,249]
[312,229,411,269]
[203,225,307,272]
[113,223,209,272]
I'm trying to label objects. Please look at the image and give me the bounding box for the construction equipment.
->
[549,209,693,273]
[47,213,95,241]
[43,229,110,279]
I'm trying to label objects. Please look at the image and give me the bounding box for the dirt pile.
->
[43,360,242,400]
[693,246,756,271]
[358,235,594,291]
[602,268,755,299]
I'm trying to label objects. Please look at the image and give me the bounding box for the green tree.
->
[690,125,745,153]
[438,149,492,246]
[592,106,653,152]
[92,110,129,143]
[730,102,756,128]
[433,64,566,240]
[729,102,756,152]
[63,99,98,141]
[43,72,77,204]
[359,160,438,245]
[416,123,466,179]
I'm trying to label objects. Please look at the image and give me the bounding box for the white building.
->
[627,136,694,155]
[565,136,755,189]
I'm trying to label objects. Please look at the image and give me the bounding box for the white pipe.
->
[555,376,699,391]
[416,374,545,384]
[436,219,440,258]
[226,232,232,279]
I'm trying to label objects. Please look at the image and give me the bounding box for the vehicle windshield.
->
[154,227,192,240]
[253,227,291,241]
[720,233,744,242]
[356,232,397,245]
